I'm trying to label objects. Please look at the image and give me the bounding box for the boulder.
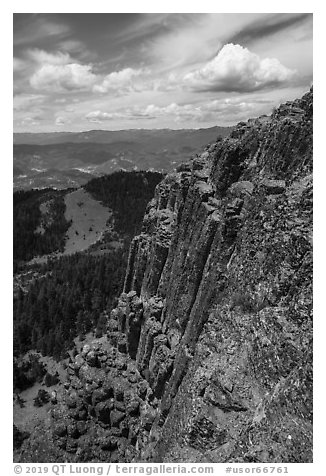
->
[260,179,286,195]
[67,422,80,439]
[92,387,114,406]
[85,350,99,367]
[53,422,67,437]
[126,399,140,416]
[76,421,87,435]
[117,336,127,353]
[95,401,113,424]
[120,420,130,438]
[141,407,156,431]
[110,410,126,427]
[66,391,79,409]
[99,436,118,451]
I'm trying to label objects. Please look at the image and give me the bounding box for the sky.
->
[13,13,313,132]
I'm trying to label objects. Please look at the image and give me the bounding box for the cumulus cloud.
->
[200,97,273,123]
[85,110,120,122]
[20,116,40,127]
[93,68,146,94]
[139,103,203,121]
[28,50,147,95]
[27,48,96,92]
[85,96,274,126]
[137,100,270,123]
[184,43,296,92]
[30,63,97,92]
[85,105,194,123]
[55,116,66,125]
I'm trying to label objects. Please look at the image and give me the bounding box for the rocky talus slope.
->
[19,90,312,463]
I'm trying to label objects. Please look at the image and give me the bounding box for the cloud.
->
[27,49,147,95]
[139,103,203,121]
[13,57,27,72]
[13,94,45,111]
[26,49,96,92]
[30,63,97,92]
[146,14,270,73]
[55,116,66,126]
[228,13,312,46]
[58,39,87,54]
[143,14,216,70]
[64,105,75,112]
[93,67,146,94]
[13,15,70,47]
[137,99,272,123]
[113,14,172,44]
[57,39,96,62]
[85,110,121,123]
[20,117,40,127]
[85,96,274,126]
[184,43,296,93]
[201,97,273,123]
[27,48,71,65]
[85,105,186,123]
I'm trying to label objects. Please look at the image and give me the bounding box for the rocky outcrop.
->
[45,89,313,463]
[47,337,160,462]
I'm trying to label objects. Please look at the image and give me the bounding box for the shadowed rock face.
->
[21,89,312,463]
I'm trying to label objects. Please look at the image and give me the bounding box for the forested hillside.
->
[13,188,71,268]
[13,171,164,361]
[14,251,126,359]
[84,171,163,237]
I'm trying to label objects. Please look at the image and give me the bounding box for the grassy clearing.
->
[63,188,113,255]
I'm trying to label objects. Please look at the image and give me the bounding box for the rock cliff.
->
[37,89,312,463]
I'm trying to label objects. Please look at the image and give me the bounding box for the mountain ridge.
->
[14,126,233,190]
[14,126,232,145]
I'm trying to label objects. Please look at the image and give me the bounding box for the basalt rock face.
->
[49,89,312,463]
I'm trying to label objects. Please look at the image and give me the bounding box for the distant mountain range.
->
[13,126,232,190]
